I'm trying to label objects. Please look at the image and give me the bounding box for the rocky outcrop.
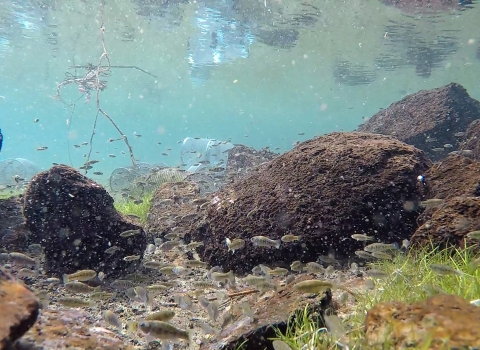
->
[357,83,480,161]
[411,196,480,250]
[145,145,279,239]
[423,154,480,200]
[459,119,480,160]
[0,196,29,252]
[23,165,147,279]
[410,154,480,249]
[364,294,480,349]
[0,267,39,349]
[187,132,431,273]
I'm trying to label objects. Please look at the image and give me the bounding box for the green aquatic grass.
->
[114,194,152,224]
[271,243,480,350]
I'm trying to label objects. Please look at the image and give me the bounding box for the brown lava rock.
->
[411,196,480,250]
[0,267,39,349]
[365,294,480,349]
[357,83,480,161]
[23,165,147,279]
[459,119,480,160]
[188,132,431,273]
[423,154,480,200]
[0,196,30,252]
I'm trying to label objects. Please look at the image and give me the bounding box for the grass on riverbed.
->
[114,194,152,224]
[271,243,480,349]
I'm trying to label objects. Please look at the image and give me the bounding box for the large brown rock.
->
[460,119,480,160]
[0,196,29,252]
[365,294,480,349]
[145,145,279,239]
[0,267,39,349]
[423,154,480,200]
[187,132,431,273]
[357,83,480,161]
[23,165,147,279]
[411,196,480,249]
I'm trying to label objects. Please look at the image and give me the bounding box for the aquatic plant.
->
[114,194,152,224]
[271,243,480,349]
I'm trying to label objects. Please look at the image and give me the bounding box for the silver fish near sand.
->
[138,321,190,343]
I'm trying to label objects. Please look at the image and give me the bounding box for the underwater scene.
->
[1,0,480,349]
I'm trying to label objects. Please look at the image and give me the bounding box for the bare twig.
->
[68,65,158,78]
[54,20,138,172]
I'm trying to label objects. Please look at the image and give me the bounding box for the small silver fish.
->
[64,281,99,293]
[123,255,141,262]
[9,252,37,267]
[281,234,301,243]
[304,262,324,274]
[63,270,97,283]
[103,310,122,331]
[365,269,389,279]
[351,233,375,242]
[120,229,142,238]
[290,261,304,272]
[429,263,464,276]
[225,238,245,253]
[251,236,281,249]
[58,297,94,307]
[206,301,219,322]
[364,242,398,253]
[145,310,175,322]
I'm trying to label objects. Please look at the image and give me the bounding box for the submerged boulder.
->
[459,119,480,160]
[422,154,480,200]
[23,165,147,279]
[0,196,29,252]
[411,196,480,250]
[188,132,431,273]
[357,83,480,161]
[411,154,480,249]
[0,267,39,349]
[365,294,480,349]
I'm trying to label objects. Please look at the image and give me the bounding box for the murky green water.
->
[1,0,479,185]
